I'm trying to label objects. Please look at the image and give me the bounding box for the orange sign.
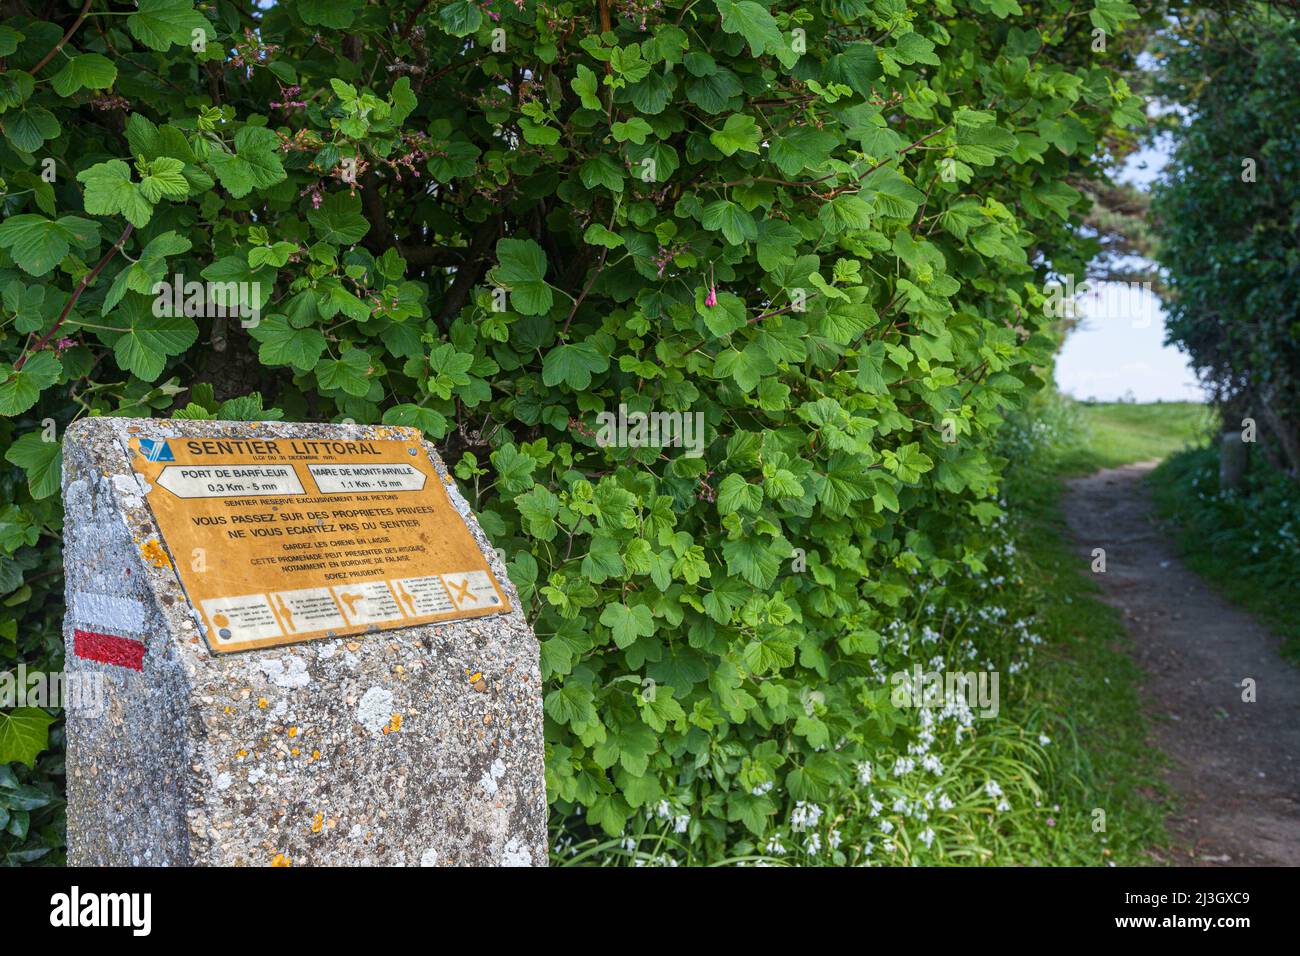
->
[130,431,510,653]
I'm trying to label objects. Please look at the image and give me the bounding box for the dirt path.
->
[1063,461,1300,866]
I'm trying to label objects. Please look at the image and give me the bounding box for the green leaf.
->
[306,193,369,247]
[984,0,1023,16]
[216,392,282,422]
[544,681,597,727]
[698,289,747,336]
[493,238,553,315]
[383,404,448,438]
[542,341,609,390]
[580,155,625,193]
[583,224,624,249]
[4,432,62,499]
[515,485,560,541]
[125,113,198,165]
[3,281,45,334]
[137,156,189,203]
[818,194,874,234]
[600,602,656,649]
[489,444,537,494]
[769,127,837,177]
[629,71,673,114]
[425,343,474,399]
[571,65,603,110]
[0,214,98,276]
[0,26,23,58]
[864,172,925,219]
[128,0,210,52]
[709,113,761,157]
[77,160,154,228]
[248,314,326,371]
[702,199,757,245]
[583,535,626,583]
[723,535,783,588]
[0,708,54,767]
[893,31,941,66]
[0,70,35,113]
[955,123,1018,165]
[315,347,375,397]
[610,45,651,83]
[248,240,298,269]
[716,473,763,515]
[0,352,61,416]
[883,441,934,483]
[111,307,200,381]
[209,126,288,199]
[1032,180,1082,219]
[716,0,784,58]
[713,342,775,392]
[741,633,796,674]
[856,341,889,392]
[50,53,117,97]
[1090,0,1139,33]
[612,117,653,145]
[437,0,483,37]
[4,106,59,153]
[518,118,560,146]
[426,138,479,182]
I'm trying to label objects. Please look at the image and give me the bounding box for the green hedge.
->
[1151,8,1300,472]
[1,0,1144,863]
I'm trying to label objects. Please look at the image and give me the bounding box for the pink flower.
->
[704,286,717,307]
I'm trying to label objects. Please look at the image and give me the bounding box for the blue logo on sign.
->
[139,439,175,462]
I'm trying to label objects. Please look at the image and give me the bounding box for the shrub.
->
[1150,8,1300,473]
[0,0,1143,862]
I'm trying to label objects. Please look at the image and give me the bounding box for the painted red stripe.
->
[74,629,147,671]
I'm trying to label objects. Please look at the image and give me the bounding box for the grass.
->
[995,395,1175,864]
[1149,447,1300,663]
[1051,399,1217,475]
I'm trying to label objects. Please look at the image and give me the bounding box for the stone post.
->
[61,418,546,866]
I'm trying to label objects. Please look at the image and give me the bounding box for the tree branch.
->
[434,217,499,329]
[14,221,134,372]
[29,0,94,76]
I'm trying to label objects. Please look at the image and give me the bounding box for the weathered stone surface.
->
[62,418,546,866]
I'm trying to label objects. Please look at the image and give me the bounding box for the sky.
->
[1052,136,1210,404]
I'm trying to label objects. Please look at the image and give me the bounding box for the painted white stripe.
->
[70,592,148,632]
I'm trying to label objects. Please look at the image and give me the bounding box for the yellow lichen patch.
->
[382,713,403,734]
[312,749,321,760]
[291,747,300,756]
[288,726,298,737]
[271,853,291,867]
[311,812,324,834]
[467,671,483,684]
[236,748,248,759]
[258,697,268,709]
[140,539,171,569]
